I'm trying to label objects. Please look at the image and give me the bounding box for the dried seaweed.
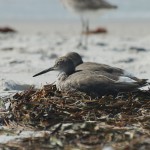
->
[0,84,150,150]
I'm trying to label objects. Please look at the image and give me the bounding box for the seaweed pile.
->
[0,84,150,150]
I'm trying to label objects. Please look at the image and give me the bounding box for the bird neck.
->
[63,66,75,76]
[75,59,83,66]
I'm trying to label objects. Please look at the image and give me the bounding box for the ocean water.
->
[0,0,150,22]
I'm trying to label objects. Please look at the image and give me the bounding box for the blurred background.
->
[0,0,150,23]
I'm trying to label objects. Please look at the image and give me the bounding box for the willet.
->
[64,52,146,82]
[33,56,148,97]
[60,0,117,48]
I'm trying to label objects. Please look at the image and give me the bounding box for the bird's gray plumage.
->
[65,52,146,82]
[57,69,146,96]
[62,0,117,12]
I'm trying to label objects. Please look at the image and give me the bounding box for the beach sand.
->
[0,20,150,97]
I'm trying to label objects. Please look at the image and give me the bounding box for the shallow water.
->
[0,0,150,22]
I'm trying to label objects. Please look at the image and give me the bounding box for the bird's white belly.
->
[116,76,136,83]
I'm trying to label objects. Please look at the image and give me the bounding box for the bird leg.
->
[76,17,89,50]
[76,16,84,48]
[84,18,89,49]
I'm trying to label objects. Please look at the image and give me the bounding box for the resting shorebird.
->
[33,56,148,97]
[64,52,145,82]
[60,0,117,48]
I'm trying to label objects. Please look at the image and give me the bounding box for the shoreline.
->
[1,19,150,36]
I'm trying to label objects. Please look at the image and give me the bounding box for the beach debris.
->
[96,42,108,47]
[130,47,147,52]
[1,47,14,51]
[83,27,107,35]
[116,58,135,63]
[0,27,16,33]
[0,84,150,149]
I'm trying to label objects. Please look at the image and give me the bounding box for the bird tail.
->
[138,79,149,86]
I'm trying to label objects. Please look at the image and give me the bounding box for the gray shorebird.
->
[60,0,117,48]
[33,56,147,97]
[65,52,146,82]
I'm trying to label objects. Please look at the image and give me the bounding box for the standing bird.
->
[60,0,117,48]
[33,56,148,97]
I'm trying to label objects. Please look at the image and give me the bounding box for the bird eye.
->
[56,59,64,66]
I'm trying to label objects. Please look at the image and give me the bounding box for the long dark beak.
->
[33,67,54,77]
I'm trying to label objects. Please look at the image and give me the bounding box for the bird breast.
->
[56,72,68,91]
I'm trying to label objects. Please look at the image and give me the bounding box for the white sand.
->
[0,20,150,97]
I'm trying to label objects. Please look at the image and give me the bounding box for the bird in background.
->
[60,0,117,48]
